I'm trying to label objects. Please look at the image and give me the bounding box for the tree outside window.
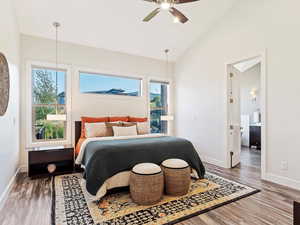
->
[32,67,66,142]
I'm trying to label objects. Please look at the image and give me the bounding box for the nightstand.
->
[27,145,74,178]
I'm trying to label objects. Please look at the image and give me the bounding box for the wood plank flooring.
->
[240,147,261,169]
[0,160,300,225]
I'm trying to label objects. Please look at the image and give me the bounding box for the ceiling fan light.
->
[173,17,180,23]
[160,2,171,10]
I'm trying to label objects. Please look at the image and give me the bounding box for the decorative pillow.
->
[109,116,129,122]
[113,125,137,137]
[106,121,123,128]
[105,121,124,135]
[136,122,150,135]
[85,122,112,138]
[122,122,137,127]
[81,117,109,138]
[128,117,148,122]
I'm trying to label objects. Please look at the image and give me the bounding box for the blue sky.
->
[150,82,162,94]
[33,69,164,96]
[80,73,140,93]
[32,68,65,94]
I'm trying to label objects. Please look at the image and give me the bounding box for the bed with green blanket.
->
[76,135,206,198]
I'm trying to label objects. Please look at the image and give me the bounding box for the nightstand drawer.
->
[29,150,73,164]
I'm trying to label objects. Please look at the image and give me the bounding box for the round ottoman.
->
[130,163,164,205]
[161,159,191,196]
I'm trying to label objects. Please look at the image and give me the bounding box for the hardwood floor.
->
[0,162,300,225]
[240,146,261,169]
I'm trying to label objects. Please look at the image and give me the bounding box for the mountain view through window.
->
[80,72,141,96]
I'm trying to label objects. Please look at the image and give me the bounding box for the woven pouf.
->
[130,163,164,205]
[161,159,191,196]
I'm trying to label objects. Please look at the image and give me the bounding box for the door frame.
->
[224,50,267,179]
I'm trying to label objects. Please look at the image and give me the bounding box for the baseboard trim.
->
[264,173,300,191]
[19,164,28,173]
[0,168,20,211]
[200,155,228,168]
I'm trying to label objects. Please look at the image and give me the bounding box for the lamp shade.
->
[161,115,174,121]
[47,114,67,121]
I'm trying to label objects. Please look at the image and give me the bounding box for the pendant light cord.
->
[53,22,60,114]
[55,23,58,94]
[165,49,169,77]
[55,24,58,113]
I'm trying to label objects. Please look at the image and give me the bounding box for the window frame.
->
[148,77,172,134]
[77,67,143,98]
[26,61,72,147]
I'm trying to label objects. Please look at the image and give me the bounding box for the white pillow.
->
[113,125,137,137]
[136,122,150,135]
[85,122,111,138]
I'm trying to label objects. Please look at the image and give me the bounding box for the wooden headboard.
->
[295,201,300,225]
[75,121,82,147]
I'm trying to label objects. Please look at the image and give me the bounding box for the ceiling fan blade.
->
[174,0,200,4]
[169,7,189,23]
[142,0,158,2]
[143,8,160,22]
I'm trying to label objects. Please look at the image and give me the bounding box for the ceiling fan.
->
[142,0,200,24]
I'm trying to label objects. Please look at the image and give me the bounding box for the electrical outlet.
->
[281,161,288,171]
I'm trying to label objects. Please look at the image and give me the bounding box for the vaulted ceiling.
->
[13,0,237,61]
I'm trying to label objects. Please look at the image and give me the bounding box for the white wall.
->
[20,35,174,166]
[0,0,20,204]
[239,63,261,123]
[175,0,300,189]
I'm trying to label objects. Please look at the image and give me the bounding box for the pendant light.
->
[161,49,174,122]
[47,22,66,121]
[165,49,169,77]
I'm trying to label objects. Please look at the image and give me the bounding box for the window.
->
[31,67,67,143]
[79,72,142,97]
[149,81,169,133]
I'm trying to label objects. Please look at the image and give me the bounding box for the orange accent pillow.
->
[109,116,129,122]
[81,117,109,138]
[129,117,148,122]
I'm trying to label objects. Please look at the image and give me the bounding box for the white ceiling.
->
[233,57,261,73]
[13,0,237,61]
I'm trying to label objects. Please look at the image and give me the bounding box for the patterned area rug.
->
[52,173,259,225]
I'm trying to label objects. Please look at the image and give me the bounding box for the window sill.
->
[27,140,71,148]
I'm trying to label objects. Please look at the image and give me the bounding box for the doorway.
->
[226,53,266,178]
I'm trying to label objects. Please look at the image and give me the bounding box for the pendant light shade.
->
[161,115,174,121]
[47,114,67,121]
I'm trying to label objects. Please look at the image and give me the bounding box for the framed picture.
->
[0,52,9,116]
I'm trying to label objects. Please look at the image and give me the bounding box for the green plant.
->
[43,120,65,139]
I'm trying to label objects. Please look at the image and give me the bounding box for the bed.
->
[74,121,206,200]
